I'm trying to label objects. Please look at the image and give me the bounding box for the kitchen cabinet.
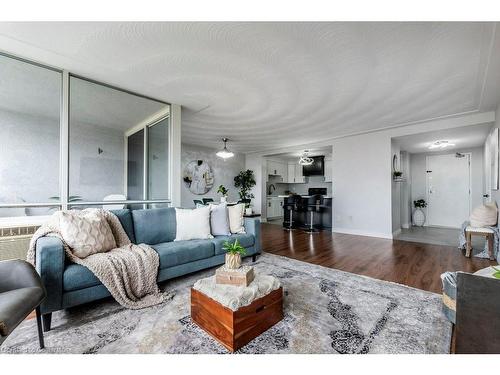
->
[324,157,332,182]
[266,197,284,218]
[267,160,287,180]
[287,162,305,183]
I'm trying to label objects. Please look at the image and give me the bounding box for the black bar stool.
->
[304,194,322,234]
[283,195,299,231]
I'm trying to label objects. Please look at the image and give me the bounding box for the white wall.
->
[333,131,393,238]
[181,143,246,208]
[409,147,484,224]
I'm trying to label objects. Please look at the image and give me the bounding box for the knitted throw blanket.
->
[27,209,172,309]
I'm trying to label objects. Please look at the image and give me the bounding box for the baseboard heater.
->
[0,225,39,262]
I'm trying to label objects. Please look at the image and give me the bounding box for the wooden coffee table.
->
[191,286,283,352]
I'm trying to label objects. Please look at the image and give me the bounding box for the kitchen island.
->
[280,195,332,230]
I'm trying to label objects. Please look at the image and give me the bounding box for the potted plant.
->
[223,239,246,269]
[413,199,427,226]
[217,185,229,203]
[234,169,256,214]
[393,171,403,182]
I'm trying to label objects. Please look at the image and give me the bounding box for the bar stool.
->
[283,195,299,231]
[304,194,322,234]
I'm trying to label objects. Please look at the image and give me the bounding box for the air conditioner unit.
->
[0,226,39,262]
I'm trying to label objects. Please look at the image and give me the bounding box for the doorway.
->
[426,153,471,228]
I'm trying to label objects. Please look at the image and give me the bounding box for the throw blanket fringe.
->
[28,209,172,309]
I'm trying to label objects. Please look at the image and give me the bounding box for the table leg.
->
[487,233,495,261]
[465,231,472,258]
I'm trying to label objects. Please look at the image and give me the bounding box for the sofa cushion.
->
[211,234,255,255]
[63,264,101,291]
[132,208,176,245]
[58,209,116,258]
[110,209,136,243]
[175,206,213,241]
[152,240,215,269]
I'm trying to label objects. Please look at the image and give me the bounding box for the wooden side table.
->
[465,226,495,260]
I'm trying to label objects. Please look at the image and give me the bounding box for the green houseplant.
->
[234,169,256,208]
[223,239,246,269]
[217,185,229,203]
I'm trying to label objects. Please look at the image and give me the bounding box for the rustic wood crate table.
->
[190,273,283,352]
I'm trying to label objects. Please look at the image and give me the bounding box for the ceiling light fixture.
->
[299,150,314,166]
[428,140,456,150]
[216,138,235,159]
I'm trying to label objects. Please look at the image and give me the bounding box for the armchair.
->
[0,259,46,349]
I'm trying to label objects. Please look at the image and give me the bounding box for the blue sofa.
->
[34,208,261,331]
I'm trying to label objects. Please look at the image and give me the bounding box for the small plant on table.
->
[223,239,247,269]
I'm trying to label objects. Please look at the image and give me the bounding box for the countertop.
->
[267,195,333,199]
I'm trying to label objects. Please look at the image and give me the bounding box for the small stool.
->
[465,226,495,260]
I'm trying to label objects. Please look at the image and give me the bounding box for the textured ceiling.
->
[0,22,499,152]
[393,123,493,154]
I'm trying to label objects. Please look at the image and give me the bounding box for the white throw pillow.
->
[58,209,117,258]
[175,206,214,241]
[470,201,498,227]
[227,203,246,234]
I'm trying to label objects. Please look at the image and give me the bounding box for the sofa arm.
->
[244,218,261,254]
[35,237,65,313]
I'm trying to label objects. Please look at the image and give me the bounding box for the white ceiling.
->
[393,123,493,154]
[0,22,499,152]
[268,146,332,161]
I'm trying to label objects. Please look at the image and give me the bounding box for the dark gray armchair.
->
[0,259,46,349]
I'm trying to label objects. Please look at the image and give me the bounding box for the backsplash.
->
[266,175,332,196]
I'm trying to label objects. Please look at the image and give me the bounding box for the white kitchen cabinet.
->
[267,160,287,180]
[287,163,295,183]
[294,163,305,183]
[286,162,305,183]
[266,197,284,218]
[324,158,332,182]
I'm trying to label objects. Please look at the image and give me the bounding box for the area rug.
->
[0,253,451,354]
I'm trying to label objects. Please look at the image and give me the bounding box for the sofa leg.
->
[252,254,257,262]
[35,307,45,349]
[42,313,52,332]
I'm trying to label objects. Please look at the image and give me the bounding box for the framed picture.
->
[491,128,499,190]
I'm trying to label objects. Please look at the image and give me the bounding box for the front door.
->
[426,153,471,228]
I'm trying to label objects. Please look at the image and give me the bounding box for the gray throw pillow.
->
[209,203,231,236]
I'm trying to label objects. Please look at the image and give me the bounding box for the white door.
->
[426,153,471,228]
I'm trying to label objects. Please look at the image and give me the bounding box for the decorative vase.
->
[221,196,227,203]
[245,207,253,215]
[225,253,242,269]
[413,208,425,226]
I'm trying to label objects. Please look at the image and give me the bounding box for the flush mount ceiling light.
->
[216,138,235,159]
[299,150,314,166]
[428,140,456,150]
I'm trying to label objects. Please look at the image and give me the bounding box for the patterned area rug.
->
[0,253,451,354]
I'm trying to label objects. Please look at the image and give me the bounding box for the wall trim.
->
[332,227,393,240]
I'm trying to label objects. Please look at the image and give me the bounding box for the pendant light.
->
[216,138,235,159]
[299,150,314,166]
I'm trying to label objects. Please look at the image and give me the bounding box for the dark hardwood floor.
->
[261,223,496,294]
